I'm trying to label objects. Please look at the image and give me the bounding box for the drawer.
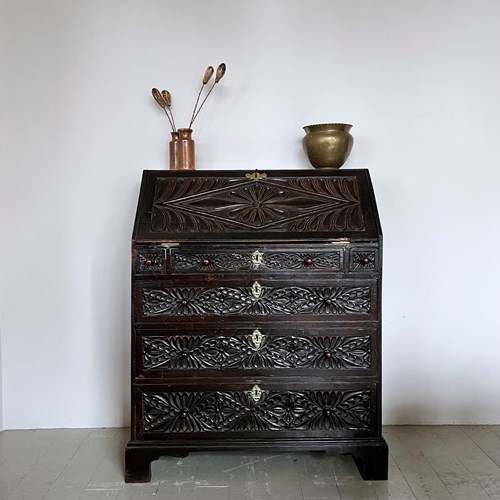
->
[135,326,377,377]
[136,279,377,321]
[170,245,344,273]
[348,247,380,273]
[132,244,380,278]
[135,382,378,439]
[133,246,166,275]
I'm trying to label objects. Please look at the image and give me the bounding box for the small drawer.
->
[134,247,166,275]
[171,247,343,273]
[136,382,378,438]
[348,247,379,272]
[136,326,376,376]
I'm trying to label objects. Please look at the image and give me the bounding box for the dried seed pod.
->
[215,63,226,83]
[161,90,172,107]
[152,88,165,108]
[203,66,214,85]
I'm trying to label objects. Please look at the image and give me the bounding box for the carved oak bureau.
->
[126,169,388,482]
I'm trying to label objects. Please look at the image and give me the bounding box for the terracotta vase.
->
[177,128,195,170]
[302,123,353,169]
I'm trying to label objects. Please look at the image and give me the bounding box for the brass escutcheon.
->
[251,250,264,268]
[248,385,263,402]
[251,281,262,299]
[251,329,263,349]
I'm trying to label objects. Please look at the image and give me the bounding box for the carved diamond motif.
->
[151,176,364,233]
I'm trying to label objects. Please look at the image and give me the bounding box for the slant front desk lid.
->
[133,169,382,242]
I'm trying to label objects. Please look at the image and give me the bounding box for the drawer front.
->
[348,247,379,273]
[136,327,376,376]
[137,280,377,320]
[136,382,378,439]
[134,246,166,275]
[132,244,380,277]
[171,247,343,273]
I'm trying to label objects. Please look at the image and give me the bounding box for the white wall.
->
[0,0,499,429]
[0,326,3,430]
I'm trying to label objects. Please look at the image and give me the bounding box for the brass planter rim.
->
[304,123,353,131]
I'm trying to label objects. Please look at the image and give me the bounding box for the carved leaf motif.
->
[152,206,231,233]
[175,253,253,272]
[144,393,210,432]
[153,178,230,203]
[144,337,209,369]
[136,252,164,274]
[307,336,371,368]
[217,392,270,431]
[276,176,361,202]
[351,251,377,270]
[263,392,309,429]
[143,389,372,433]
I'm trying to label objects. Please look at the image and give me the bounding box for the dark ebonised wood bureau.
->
[125,169,388,482]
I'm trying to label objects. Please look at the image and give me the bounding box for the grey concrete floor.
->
[1,426,500,499]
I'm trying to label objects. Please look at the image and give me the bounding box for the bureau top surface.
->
[132,169,382,243]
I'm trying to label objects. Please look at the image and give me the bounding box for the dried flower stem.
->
[189,85,205,129]
[152,63,225,132]
[162,90,177,132]
[190,63,226,128]
[163,108,176,132]
[190,82,217,127]
[189,66,214,129]
[152,88,176,132]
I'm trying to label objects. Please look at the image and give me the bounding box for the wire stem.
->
[167,107,177,131]
[189,85,205,129]
[163,108,175,132]
[191,81,217,127]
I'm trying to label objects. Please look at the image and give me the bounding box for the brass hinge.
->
[245,171,267,181]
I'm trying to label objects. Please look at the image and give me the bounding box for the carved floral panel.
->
[142,389,372,433]
[142,334,371,370]
[172,251,341,272]
[142,285,371,316]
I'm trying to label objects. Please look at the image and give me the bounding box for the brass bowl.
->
[302,123,353,169]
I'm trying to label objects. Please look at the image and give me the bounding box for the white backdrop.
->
[1,0,499,429]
